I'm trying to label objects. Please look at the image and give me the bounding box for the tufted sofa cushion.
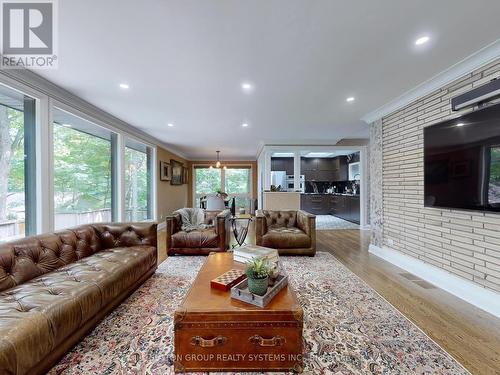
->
[0,223,157,375]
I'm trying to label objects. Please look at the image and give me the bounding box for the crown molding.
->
[361,39,500,124]
[0,68,189,160]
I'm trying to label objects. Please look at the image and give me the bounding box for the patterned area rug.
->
[316,215,360,230]
[49,253,468,375]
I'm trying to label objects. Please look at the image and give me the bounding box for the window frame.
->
[0,80,43,239]
[52,108,116,229]
[124,138,154,222]
[192,164,253,209]
[0,72,159,236]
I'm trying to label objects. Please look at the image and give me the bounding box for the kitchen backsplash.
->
[305,180,360,194]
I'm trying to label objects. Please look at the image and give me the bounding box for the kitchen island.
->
[263,191,301,210]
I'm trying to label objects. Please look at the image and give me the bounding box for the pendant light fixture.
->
[209,150,227,169]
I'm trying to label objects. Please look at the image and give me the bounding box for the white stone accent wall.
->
[379,58,500,293]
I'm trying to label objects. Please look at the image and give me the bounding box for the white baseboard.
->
[369,244,500,319]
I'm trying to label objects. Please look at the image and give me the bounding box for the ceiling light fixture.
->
[415,36,430,45]
[456,122,465,127]
[209,150,227,170]
[167,123,174,127]
[242,123,249,127]
[119,83,130,89]
[306,152,333,157]
[346,97,355,102]
[241,82,253,92]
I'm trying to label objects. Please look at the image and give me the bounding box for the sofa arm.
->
[216,209,231,249]
[297,210,315,236]
[255,210,268,246]
[93,223,158,249]
[166,213,181,251]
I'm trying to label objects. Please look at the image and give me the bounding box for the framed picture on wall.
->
[160,161,171,181]
[170,159,183,185]
[182,167,189,184]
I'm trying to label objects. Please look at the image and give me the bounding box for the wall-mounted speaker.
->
[451,78,500,111]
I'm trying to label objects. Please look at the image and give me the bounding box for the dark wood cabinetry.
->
[271,157,294,175]
[300,194,325,215]
[330,195,359,224]
[300,157,348,181]
[301,194,360,223]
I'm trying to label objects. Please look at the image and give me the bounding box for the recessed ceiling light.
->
[415,36,430,45]
[167,123,174,127]
[306,152,333,157]
[346,97,355,102]
[241,82,253,91]
[242,123,249,127]
[119,83,130,89]
[456,122,465,127]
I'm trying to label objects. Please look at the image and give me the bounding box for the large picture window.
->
[53,109,114,229]
[0,84,36,241]
[194,166,252,210]
[125,139,153,221]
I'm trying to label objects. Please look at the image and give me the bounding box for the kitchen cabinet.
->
[300,194,360,223]
[349,196,360,223]
[330,195,360,224]
[301,194,328,215]
[335,156,348,181]
[271,157,294,175]
[300,158,316,171]
[300,157,348,181]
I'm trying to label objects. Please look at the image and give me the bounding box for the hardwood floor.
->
[157,227,500,375]
[317,230,500,375]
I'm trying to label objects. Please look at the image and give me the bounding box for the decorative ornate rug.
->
[49,253,469,374]
[315,215,360,230]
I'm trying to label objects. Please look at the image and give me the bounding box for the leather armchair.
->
[256,210,316,256]
[166,209,231,255]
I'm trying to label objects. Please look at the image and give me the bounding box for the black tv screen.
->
[424,103,500,212]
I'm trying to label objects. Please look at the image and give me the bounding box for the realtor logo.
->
[1,0,58,69]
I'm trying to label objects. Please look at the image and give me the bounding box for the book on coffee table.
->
[233,244,279,264]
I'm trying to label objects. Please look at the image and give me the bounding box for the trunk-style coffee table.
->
[173,252,304,373]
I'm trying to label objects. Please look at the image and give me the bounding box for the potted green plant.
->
[246,257,270,296]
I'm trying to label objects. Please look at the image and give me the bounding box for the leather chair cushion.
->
[0,245,156,375]
[261,227,311,249]
[171,229,218,249]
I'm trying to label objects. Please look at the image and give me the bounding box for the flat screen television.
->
[424,102,500,212]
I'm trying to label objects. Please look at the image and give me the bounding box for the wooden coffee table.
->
[174,252,304,373]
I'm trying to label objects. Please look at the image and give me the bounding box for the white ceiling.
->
[37,0,500,160]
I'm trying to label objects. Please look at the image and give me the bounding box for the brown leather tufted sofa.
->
[0,222,157,375]
[255,210,316,256]
[166,210,231,255]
